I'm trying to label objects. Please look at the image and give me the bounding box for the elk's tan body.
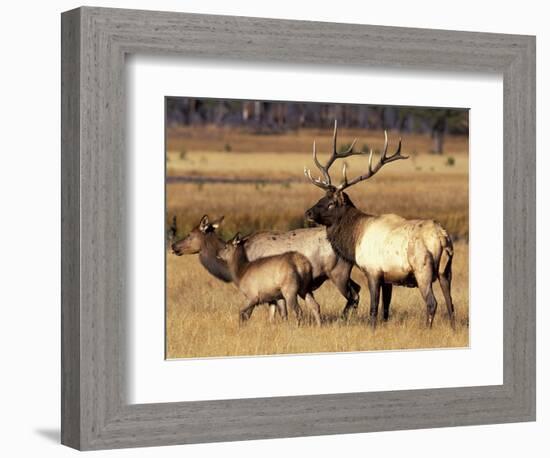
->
[354,214,453,287]
[234,252,313,305]
[246,227,341,280]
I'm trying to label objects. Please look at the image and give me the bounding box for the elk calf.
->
[218,233,322,326]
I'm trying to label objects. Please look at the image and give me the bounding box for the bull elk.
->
[304,121,456,328]
[171,215,361,320]
[218,233,322,326]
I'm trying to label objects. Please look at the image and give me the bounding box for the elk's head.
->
[305,190,355,227]
[171,214,224,256]
[217,232,244,263]
[304,121,408,227]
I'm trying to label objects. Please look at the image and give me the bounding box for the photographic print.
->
[166,98,469,359]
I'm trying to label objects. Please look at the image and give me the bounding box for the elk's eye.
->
[328,203,335,210]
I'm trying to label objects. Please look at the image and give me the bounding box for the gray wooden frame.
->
[61,6,536,451]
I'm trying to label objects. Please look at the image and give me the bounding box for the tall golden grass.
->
[165,126,469,358]
[166,241,469,358]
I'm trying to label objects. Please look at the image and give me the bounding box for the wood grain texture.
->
[60,6,536,450]
[60,7,81,450]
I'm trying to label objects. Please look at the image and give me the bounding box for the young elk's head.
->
[171,214,224,256]
[304,121,408,227]
[217,233,244,263]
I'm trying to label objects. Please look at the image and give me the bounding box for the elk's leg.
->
[439,271,456,329]
[328,263,361,319]
[349,279,361,304]
[268,302,277,322]
[239,302,257,325]
[284,293,302,324]
[381,283,393,321]
[304,293,322,327]
[268,299,287,322]
[411,246,438,328]
[417,276,437,328]
[422,285,437,328]
[366,273,382,328]
[341,279,361,319]
[276,299,288,321]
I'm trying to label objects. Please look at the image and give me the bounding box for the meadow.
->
[165,126,469,359]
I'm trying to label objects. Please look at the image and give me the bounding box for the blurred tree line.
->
[166,98,468,154]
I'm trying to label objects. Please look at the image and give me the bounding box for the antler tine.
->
[339,137,358,156]
[381,130,389,160]
[341,162,349,188]
[312,140,331,185]
[304,139,333,190]
[335,130,408,192]
[319,120,341,174]
[368,148,374,174]
[304,166,333,190]
[332,119,338,155]
[304,119,361,191]
[383,135,407,163]
[321,121,359,173]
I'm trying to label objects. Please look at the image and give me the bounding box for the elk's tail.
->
[438,228,453,277]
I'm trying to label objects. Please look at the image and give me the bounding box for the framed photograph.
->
[165,99,470,359]
[61,6,536,450]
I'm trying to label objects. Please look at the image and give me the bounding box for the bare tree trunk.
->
[432,131,444,154]
[431,112,447,154]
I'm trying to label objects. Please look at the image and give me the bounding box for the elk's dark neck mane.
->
[198,233,232,283]
[326,206,366,264]
[226,245,249,285]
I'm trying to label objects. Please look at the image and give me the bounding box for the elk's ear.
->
[199,215,210,233]
[232,232,242,246]
[211,215,224,229]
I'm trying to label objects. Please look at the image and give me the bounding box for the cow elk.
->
[171,215,289,320]
[218,233,322,326]
[172,215,233,282]
[304,121,456,329]
[171,214,361,320]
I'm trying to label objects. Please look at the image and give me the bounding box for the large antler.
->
[303,120,357,191]
[304,120,408,192]
[336,130,408,192]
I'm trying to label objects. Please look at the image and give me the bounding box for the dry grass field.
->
[166,125,468,156]
[166,126,469,359]
[166,241,469,358]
